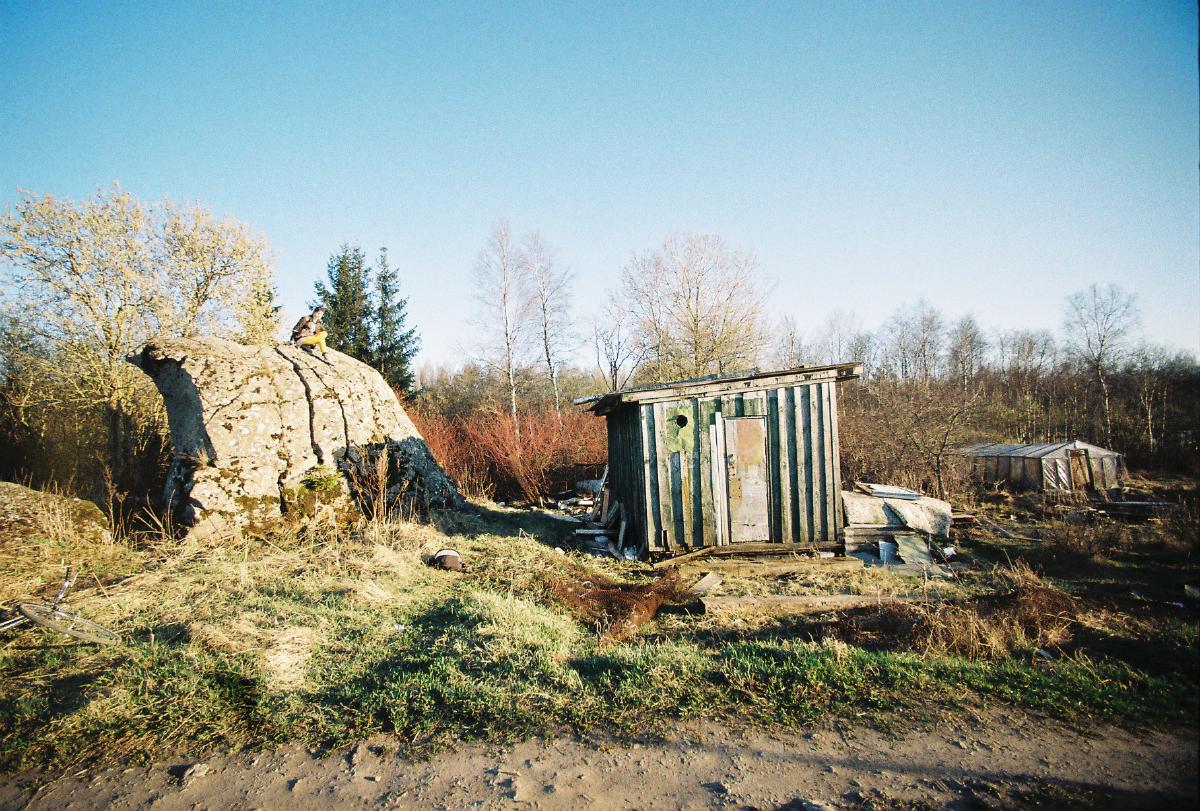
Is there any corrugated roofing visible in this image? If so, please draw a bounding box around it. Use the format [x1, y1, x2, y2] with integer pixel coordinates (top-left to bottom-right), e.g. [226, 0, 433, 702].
[959, 440, 1120, 459]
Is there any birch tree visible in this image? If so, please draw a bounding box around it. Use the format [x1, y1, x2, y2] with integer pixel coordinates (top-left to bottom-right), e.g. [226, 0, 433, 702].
[471, 220, 528, 433]
[1065, 283, 1139, 444]
[521, 231, 572, 420]
[593, 298, 644, 392]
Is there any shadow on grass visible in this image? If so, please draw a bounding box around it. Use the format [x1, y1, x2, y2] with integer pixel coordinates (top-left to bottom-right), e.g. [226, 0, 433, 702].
[432, 501, 577, 548]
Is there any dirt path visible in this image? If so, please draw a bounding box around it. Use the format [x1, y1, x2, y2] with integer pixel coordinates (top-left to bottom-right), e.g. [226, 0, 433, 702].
[2, 707, 1195, 810]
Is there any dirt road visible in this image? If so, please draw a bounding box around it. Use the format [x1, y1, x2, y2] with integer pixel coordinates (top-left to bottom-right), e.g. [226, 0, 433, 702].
[2, 707, 1195, 809]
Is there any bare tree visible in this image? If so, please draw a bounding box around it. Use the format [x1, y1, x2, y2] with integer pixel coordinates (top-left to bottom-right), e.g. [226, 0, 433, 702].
[1064, 283, 1139, 444]
[593, 298, 644, 392]
[471, 220, 528, 434]
[812, 309, 861, 365]
[996, 328, 1057, 383]
[772, 314, 811, 368]
[946, 315, 989, 389]
[521, 231, 572, 421]
[620, 232, 770, 382]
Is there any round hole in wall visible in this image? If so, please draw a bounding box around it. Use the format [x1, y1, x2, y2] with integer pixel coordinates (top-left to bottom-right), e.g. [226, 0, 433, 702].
[675, 414, 689, 428]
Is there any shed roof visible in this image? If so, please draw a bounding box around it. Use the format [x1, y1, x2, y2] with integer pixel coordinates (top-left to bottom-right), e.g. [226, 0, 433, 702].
[959, 440, 1120, 459]
[575, 363, 862, 416]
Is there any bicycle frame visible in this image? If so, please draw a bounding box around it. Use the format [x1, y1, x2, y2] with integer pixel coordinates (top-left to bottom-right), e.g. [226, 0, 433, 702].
[0, 566, 77, 632]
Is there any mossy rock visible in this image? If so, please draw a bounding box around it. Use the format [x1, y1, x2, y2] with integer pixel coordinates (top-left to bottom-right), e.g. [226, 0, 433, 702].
[0, 482, 112, 547]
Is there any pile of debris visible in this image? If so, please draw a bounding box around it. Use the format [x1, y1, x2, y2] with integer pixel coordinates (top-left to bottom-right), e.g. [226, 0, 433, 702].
[842, 482, 956, 577]
[549, 467, 634, 560]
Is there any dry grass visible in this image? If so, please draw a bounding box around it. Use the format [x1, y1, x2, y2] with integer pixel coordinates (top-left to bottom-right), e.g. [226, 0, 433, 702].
[1039, 522, 1132, 565]
[2, 484, 1196, 772]
[837, 562, 1079, 660]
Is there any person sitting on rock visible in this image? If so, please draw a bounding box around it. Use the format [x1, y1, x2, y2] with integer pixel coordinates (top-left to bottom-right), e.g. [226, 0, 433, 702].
[290, 306, 331, 360]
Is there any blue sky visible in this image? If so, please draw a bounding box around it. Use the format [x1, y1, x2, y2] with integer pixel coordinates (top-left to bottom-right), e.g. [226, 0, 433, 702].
[1, 0, 1196, 367]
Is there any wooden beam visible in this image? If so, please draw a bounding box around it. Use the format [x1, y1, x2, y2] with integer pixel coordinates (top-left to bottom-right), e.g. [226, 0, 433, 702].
[701, 593, 942, 615]
[684, 572, 724, 598]
[679, 557, 864, 577]
[652, 541, 843, 570]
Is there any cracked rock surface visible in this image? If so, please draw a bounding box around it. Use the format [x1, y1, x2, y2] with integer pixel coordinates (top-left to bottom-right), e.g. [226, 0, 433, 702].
[130, 337, 457, 539]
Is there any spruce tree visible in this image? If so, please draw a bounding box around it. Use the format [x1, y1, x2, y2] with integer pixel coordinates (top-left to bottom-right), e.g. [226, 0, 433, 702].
[370, 246, 420, 394]
[313, 244, 372, 360]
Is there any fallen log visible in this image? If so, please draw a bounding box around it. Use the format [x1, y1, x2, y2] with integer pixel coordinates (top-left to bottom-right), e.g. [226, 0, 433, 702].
[678, 558, 864, 577]
[701, 593, 942, 615]
[652, 542, 843, 570]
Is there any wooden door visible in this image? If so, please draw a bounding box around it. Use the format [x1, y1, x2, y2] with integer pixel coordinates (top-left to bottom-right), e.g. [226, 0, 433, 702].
[724, 416, 770, 542]
[1068, 450, 1092, 491]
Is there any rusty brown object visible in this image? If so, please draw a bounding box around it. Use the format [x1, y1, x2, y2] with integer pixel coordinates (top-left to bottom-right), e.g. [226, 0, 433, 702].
[550, 567, 684, 642]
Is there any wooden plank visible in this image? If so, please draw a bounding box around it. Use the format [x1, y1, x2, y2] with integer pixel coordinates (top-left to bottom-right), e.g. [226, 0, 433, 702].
[652, 402, 674, 549]
[690, 398, 704, 547]
[652, 540, 844, 570]
[820, 382, 836, 542]
[670, 450, 686, 549]
[783, 385, 800, 543]
[743, 391, 764, 417]
[679, 558, 864, 577]
[702, 593, 942, 615]
[640, 406, 659, 555]
[685, 572, 724, 598]
[652, 544, 717, 569]
[767, 388, 787, 544]
[608, 365, 861, 407]
[701, 541, 841, 557]
[712, 411, 729, 545]
[828, 380, 844, 538]
[809, 380, 825, 541]
[698, 399, 717, 548]
[799, 384, 815, 543]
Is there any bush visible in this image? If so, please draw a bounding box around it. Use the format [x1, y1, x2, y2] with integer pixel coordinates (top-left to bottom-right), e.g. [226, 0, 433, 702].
[1040, 522, 1131, 564]
[410, 405, 606, 504]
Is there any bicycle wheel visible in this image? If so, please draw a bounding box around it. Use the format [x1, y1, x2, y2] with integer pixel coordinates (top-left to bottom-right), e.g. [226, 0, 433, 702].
[18, 603, 120, 645]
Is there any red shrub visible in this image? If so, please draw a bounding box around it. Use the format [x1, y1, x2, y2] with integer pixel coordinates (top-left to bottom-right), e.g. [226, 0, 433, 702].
[408, 407, 496, 500]
[410, 404, 606, 504]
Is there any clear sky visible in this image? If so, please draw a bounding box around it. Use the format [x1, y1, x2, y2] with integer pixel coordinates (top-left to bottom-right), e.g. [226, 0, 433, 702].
[2, 0, 1197, 366]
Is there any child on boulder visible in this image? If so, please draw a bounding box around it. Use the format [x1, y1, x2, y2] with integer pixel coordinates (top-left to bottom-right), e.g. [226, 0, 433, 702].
[290, 306, 331, 362]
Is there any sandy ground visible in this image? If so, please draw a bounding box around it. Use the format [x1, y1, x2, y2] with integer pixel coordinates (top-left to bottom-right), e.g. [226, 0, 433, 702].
[1, 707, 1195, 810]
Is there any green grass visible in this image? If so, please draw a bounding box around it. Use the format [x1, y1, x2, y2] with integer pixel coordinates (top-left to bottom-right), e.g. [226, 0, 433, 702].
[1, 504, 1197, 773]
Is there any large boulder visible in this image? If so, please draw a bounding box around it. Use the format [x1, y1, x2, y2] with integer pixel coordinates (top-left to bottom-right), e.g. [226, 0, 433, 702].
[129, 337, 457, 539]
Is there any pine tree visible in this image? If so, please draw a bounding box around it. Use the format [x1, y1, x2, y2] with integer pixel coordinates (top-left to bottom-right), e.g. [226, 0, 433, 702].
[313, 244, 372, 360]
[370, 246, 420, 394]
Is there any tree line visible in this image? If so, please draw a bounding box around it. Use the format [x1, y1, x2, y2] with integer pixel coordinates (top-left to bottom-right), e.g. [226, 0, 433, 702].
[1, 186, 1194, 509]
[427, 223, 1196, 503]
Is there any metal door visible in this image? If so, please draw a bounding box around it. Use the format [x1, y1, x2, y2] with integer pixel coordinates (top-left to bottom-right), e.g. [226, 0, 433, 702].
[724, 416, 770, 542]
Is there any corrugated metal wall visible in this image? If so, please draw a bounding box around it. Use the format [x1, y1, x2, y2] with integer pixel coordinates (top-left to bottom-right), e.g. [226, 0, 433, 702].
[609, 380, 844, 554]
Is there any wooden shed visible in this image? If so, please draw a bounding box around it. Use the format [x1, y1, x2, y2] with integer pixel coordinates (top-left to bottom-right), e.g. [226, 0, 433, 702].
[577, 364, 862, 557]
